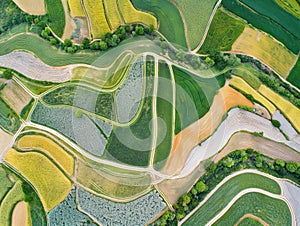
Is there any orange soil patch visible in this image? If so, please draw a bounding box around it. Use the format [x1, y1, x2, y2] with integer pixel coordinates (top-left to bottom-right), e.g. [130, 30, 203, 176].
[235, 214, 269, 226]
[214, 131, 300, 163]
[11, 201, 30, 226]
[162, 86, 253, 175]
[12, 0, 45, 15]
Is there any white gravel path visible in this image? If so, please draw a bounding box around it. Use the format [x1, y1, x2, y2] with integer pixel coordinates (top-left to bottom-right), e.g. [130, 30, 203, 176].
[177, 108, 300, 178]
[0, 52, 72, 82]
[280, 181, 300, 225]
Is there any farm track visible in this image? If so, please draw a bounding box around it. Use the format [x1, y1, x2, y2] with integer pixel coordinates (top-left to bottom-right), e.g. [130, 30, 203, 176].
[179, 169, 296, 226]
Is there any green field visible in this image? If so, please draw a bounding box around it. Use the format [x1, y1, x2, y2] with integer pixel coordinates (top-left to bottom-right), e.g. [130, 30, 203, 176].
[222, 0, 300, 54]
[214, 193, 292, 225]
[0, 97, 20, 133]
[238, 217, 264, 226]
[199, 9, 245, 53]
[173, 66, 225, 134]
[231, 64, 262, 90]
[287, 57, 300, 88]
[154, 61, 174, 170]
[0, 167, 13, 202]
[183, 172, 281, 226]
[131, 0, 188, 48]
[275, 0, 300, 18]
[104, 59, 155, 166]
[174, 0, 218, 50]
[45, 0, 66, 37]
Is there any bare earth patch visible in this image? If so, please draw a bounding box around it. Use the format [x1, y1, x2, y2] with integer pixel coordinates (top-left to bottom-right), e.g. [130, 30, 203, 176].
[61, 0, 77, 40]
[11, 201, 30, 226]
[162, 86, 253, 175]
[235, 214, 269, 226]
[0, 129, 13, 153]
[12, 0, 45, 15]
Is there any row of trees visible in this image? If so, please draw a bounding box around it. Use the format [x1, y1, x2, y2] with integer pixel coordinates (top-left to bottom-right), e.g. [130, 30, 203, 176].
[153, 148, 300, 225]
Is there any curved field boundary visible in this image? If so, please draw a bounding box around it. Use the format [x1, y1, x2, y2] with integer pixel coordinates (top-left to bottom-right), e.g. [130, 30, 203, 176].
[180, 170, 283, 226]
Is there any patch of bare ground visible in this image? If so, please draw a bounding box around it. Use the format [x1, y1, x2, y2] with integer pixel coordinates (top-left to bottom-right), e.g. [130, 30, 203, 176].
[0, 129, 13, 152]
[61, 0, 77, 40]
[162, 86, 253, 176]
[12, 0, 45, 15]
[214, 131, 300, 163]
[11, 201, 30, 226]
[235, 214, 269, 226]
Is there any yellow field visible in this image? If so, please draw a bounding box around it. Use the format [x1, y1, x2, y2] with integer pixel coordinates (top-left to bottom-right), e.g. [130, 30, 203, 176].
[103, 0, 124, 30]
[259, 85, 300, 132]
[232, 26, 297, 78]
[68, 0, 85, 17]
[17, 135, 74, 176]
[5, 149, 72, 212]
[11, 201, 31, 226]
[0, 80, 32, 115]
[12, 0, 45, 15]
[83, 0, 111, 38]
[275, 0, 300, 18]
[117, 0, 158, 28]
[230, 77, 276, 114]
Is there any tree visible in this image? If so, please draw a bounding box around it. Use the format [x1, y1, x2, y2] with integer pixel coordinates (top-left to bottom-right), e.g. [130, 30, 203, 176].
[182, 193, 191, 206]
[223, 157, 235, 168]
[64, 38, 73, 47]
[66, 46, 75, 53]
[135, 25, 144, 35]
[176, 49, 186, 61]
[271, 119, 281, 128]
[49, 38, 57, 45]
[81, 37, 90, 49]
[286, 162, 299, 173]
[275, 159, 285, 168]
[195, 181, 206, 193]
[99, 41, 108, 51]
[149, 24, 155, 33]
[2, 69, 13, 79]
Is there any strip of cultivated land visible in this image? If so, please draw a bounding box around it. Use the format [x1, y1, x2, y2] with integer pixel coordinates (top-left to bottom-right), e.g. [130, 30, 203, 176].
[12, 0, 45, 15]
[183, 172, 281, 225]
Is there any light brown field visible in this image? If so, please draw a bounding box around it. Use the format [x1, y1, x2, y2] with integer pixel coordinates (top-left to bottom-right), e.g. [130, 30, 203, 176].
[232, 26, 298, 78]
[0, 80, 31, 115]
[68, 0, 85, 17]
[11, 201, 30, 226]
[61, 0, 77, 40]
[162, 86, 254, 175]
[12, 0, 45, 15]
[230, 77, 276, 114]
[17, 134, 75, 176]
[0, 129, 13, 153]
[235, 214, 269, 226]
[258, 85, 300, 133]
[214, 131, 300, 163]
[5, 149, 72, 212]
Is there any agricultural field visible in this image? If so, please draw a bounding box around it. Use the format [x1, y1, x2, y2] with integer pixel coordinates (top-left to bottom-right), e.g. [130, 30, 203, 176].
[275, 0, 300, 18]
[0, 129, 13, 153]
[132, 0, 187, 48]
[0, 167, 14, 202]
[68, 0, 85, 17]
[199, 9, 245, 53]
[0, 97, 20, 133]
[82, 0, 110, 39]
[287, 57, 300, 88]
[12, 0, 45, 15]
[173, 0, 218, 50]
[222, 0, 300, 54]
[44, 0, 66, 37]
[115, 57, 144, 123]
[11, 201, 31, 226]
[231, 64, 262, 89]
[5, 149, 72, 212]
[214, 193, 292, 225]
[232, 26, 298, 78]
[183, 172, 281, 225]
[76, 160, 152, 199]
[17, 134, 75, 175]
[103, 0, 123, 30]
[0, 79, 32, 114]
[154, 61, 174, 170]
[258, 85, 300, 133]
[31, 103, 108, 157]
[77, 188, 166, 225]
[230, 77, 276, 114]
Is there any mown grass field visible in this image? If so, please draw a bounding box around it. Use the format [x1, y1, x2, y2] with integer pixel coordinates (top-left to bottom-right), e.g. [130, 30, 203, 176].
[0, 97, 20, 133]
[45, 0, 65, 37]
[287, 57, 300, 89]
[199, 9, 245, 53]
[222, 0, 300, 54]
[173, 66, 225, 134]
[232, 26, 298, 78]
[154, 62, 174, 170]
[103, 0, 123, 30]
[17, 134, 75, 176]
[82, 0, 111, 39]
[238, 217, 264, 226]
[5, 149, 72, 212]
[183, 172, 281, 226]
[118, 0, 157, 28]
[173, 0, 218, 50]
[230, 77, 276, 114]
[231, 64, 262, 90]
[214, 193, 292, 225]
[132, 0, 187, 48]
[68, 0, 85, 17]
[258, 85, 300, 133]
[275, 0, 300, 18]
[76, 160, 151, 199]
[0, 181, 24, 226]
